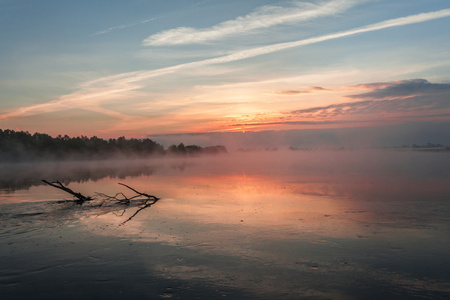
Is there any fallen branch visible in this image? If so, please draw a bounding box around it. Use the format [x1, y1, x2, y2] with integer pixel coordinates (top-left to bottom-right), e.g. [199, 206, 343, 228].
[42, 180, 92, 203]
[42, 179, 161, 224]
[118, 183, 159, 201]
[94, 192, 131, 204]
[113, 183, 160, 225]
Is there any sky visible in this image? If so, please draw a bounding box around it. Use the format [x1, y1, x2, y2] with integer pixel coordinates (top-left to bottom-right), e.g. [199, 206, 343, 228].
[1, 0, 449, 148]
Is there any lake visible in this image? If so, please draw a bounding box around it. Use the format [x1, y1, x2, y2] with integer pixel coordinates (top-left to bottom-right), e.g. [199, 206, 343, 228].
[1, 150, 449, 299]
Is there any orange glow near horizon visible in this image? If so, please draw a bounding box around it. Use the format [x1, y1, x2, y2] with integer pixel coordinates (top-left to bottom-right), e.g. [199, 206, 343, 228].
[2, 77, 449, 140]
[69, 152, 450, 246]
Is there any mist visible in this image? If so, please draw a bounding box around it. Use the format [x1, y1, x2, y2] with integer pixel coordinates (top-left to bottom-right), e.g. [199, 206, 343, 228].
[151, 121, 450, 150]
[2, 148, 448, 201]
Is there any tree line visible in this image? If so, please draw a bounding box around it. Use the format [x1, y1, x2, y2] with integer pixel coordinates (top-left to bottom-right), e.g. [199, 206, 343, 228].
[0, 129, 227, 161]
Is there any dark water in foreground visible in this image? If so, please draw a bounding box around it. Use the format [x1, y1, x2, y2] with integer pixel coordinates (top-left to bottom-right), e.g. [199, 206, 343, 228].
[1, 151, 449, 299]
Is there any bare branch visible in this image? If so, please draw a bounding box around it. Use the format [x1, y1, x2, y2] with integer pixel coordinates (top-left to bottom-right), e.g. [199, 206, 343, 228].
[42, 180, 92, 203]
[118, 183, 159, 200]
[42, 179, 161, 225]
[95, 192, 130, 204]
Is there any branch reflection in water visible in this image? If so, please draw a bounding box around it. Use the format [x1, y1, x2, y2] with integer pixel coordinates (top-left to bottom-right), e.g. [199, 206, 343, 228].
[1, 150, 449, 299]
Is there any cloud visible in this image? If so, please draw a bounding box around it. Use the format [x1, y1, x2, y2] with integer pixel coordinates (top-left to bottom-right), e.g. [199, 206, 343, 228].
[231, 120, 367, 127]
[274, 86, 331, 95]
[227, 79, 450, 129]
[348, 79, 450, 100]
[275, 90, 311, 95]
[143, 0, 358, 46]
[2, 8, 450, 122]
[289, 100, 378, 118]
[310, 86, 330, 91]
[92, 17, 157, 36]
[288, 79, 450, 118]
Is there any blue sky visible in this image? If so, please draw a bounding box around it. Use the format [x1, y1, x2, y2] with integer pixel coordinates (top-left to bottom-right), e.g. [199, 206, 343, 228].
[0, 0, 449, 146]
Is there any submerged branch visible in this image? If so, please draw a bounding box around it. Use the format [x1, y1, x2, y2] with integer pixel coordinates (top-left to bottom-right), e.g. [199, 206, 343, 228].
[118, 183, 159, 201]
[94, 192, 130, 204]
[117, 183, 160, 225]
[42, 179, 161, 224]
[42, 180, 92, 203]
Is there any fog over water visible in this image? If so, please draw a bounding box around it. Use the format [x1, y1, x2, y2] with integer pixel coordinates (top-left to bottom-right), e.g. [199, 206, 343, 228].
[1, 150, 450, 299]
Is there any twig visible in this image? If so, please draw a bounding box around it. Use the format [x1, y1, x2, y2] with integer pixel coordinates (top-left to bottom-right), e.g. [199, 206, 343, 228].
[95, 192, 130, 204]
[42, 180, 92, 203]
[118, 183, 159, 201]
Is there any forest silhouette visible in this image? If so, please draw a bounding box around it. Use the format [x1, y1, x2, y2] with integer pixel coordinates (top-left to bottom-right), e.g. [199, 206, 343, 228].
[0, 129, 227, 162]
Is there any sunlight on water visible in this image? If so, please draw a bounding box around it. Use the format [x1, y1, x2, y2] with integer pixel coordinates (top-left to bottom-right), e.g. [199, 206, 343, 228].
[1, 151, 450, 299]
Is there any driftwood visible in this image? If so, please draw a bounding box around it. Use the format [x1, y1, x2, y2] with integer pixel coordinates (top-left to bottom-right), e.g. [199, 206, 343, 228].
[42, 179, 160, 224]
[118, 183, 159, 201]
[42, 180, 92, 203]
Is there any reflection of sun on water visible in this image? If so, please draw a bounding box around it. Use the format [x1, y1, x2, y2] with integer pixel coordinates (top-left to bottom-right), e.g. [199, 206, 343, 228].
[4, 151, 449, 298]
[81, 171, 373, 245]
[78, 171, 389, 298]
[68, 150, 450, 295]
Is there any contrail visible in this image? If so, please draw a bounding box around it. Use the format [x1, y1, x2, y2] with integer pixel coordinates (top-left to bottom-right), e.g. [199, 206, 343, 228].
[91, 17, 157, 36]
[103, 8, 450, 85]
[143, 0, 359, 46]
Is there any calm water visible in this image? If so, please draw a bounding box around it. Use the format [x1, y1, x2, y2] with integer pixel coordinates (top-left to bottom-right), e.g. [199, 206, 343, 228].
[1, 151, 449, 299]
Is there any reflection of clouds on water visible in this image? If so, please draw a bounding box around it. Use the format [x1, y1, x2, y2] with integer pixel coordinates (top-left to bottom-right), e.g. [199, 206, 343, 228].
[75, 166, 450, 297]
[82, 204, 450, 298]
[63, 151, 450, 253]
[2, 151, 450, 298]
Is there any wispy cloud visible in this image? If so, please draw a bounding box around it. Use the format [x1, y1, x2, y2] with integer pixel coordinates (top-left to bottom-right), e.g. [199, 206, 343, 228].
[275, 90, 311, 95]
[274, 86, 331, 95]
[2, 8, 450, 122]
[231, 119, 367, 127]
[288, 79, 450, 118]
[192, 0, 214, 7]
[143, 0, 358, 46]
[230, 80, 450, 129]
[347, 79, 449, 100]
[92, 17, 157, 36]
[118, 7, 450, 86]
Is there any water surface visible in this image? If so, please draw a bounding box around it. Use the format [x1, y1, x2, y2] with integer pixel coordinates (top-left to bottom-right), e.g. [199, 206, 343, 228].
[1, 151, 449, 299]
